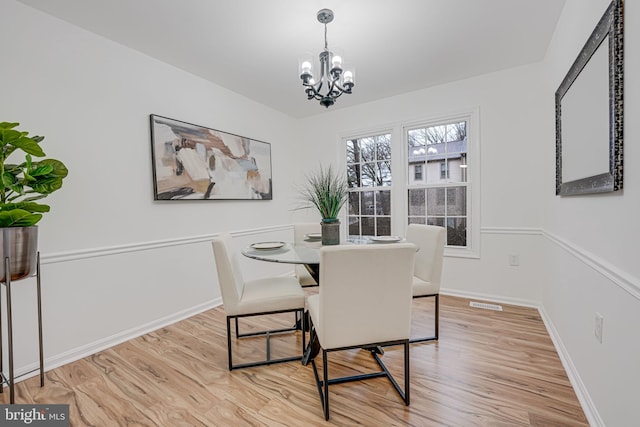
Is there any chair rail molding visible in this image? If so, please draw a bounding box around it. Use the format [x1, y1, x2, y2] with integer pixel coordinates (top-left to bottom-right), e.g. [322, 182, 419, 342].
[480, 226, 544, 235]
[41, 225, 292, 265]
[543, 229, 640, 301]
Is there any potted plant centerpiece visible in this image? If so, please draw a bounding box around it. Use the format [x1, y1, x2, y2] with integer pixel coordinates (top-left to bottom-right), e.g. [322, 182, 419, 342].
[300, 165, 347, 245]
[0, 122, 68, 282]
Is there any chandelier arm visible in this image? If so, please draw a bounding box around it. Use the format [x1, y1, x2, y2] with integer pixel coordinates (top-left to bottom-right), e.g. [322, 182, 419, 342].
[302, 84, 325, 101]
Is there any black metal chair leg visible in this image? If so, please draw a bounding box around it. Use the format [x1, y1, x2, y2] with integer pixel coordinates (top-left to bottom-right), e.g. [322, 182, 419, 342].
[404, 340, 410, 405]
[323, 350, 329, 421]
[410, 293, 440, 343]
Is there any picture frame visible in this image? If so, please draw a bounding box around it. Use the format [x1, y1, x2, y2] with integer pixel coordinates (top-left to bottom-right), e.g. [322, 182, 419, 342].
[555, 0, 623, 196]
[149, 115, 272, 200]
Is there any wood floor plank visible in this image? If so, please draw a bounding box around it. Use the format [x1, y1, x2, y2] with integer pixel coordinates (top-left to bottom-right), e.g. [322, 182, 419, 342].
[1, 295, 589, 426]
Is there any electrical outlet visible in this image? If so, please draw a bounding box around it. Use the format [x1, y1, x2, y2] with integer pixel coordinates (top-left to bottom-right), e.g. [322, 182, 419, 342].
[595, 313, 604, 343]
[509, 254, 520, 266]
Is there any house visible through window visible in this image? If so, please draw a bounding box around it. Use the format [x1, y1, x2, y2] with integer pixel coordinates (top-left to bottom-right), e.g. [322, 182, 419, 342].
[407, 120, 469, 247]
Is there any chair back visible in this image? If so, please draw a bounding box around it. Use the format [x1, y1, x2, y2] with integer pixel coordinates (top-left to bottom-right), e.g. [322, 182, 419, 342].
[317, 243, 415, 349]
[293, 222, 321, 244]
[406, 224, 445, 288]
[211, 233, 245, 314]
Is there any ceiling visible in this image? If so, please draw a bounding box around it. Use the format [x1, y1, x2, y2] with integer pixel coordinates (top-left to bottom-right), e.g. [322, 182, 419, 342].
[18, 0, 566, 119]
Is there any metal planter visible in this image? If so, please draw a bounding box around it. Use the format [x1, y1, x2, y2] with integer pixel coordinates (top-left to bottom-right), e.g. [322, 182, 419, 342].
[0, 226, 38, 282]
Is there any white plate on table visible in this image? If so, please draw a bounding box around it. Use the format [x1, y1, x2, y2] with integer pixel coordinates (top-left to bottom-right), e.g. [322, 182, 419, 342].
[370, 236, 403, 243]
[250, 241, 286, 250]
[304, 233, 322, 241]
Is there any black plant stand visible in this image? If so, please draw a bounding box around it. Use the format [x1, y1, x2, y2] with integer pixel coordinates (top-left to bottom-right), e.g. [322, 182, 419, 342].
[0, 252, 44, 404]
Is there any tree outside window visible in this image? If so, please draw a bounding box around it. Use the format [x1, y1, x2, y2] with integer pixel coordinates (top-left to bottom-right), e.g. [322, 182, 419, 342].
[347, 133, 392, 238]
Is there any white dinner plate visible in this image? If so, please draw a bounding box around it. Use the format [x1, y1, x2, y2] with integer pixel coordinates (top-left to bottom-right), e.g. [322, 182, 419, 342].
[304, 233, 322, 241]
[370, 236, 402, 243]
[250, 241, 286, 250]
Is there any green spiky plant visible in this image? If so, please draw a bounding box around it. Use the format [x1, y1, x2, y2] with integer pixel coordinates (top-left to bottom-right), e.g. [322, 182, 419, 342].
[300, 165, 347, 222]
[0, 122, 68, 227]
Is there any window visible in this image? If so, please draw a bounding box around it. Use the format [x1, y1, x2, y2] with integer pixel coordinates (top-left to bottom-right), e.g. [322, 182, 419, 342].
[341, 109, 478, 257]
[346, 133, 392, 238]
[407, 120, 469, 248]
[440, 162, 449, 179]
[414, 164, 423, 181]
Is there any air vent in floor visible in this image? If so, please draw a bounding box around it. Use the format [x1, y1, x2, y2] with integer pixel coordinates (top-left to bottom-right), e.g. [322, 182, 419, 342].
[469, 301, 503, 311]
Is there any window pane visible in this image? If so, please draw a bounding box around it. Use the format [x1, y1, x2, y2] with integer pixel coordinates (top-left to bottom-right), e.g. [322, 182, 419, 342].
[362, 191, 375, 215]
[348, 192, 360, 215]
[361, 217, 375, 236]
[346, 139, 359, 163]
[379, 161, 392, 186]
[376, 190, 391, 215]
[376, 134, 391, 160]
[360, 162, 376, 187]
[447, 217, 467, 246]
[347, 164, 360, 188]
[447, 187, 467, 215]
[427, 217, 445, 228]
[426, 149, 444, 184]
[427, 125, 447, 144]
[446, 121, 466, 142]
[348, 216, 360, 236]
[427, 188, 446, 215]
[408, 128, 426, 147]
[408, 217, 426, 225]
[360, 137, 376, 162]
[445, 122, 466, 142]
[376, 217, 391, 236]
[408, 189, 425, 216]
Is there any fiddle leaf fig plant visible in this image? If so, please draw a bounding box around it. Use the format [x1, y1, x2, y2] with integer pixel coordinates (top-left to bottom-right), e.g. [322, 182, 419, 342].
[0, 122, 68, 227]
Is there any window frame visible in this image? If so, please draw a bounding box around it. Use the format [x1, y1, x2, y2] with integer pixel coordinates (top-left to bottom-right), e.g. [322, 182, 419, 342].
[339, 108, 479, 258]
[344, 131, 394, 239]
[403, 109, 480, 258]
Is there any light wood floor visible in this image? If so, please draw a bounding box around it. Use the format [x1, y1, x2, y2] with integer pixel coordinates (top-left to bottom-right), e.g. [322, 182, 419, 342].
[1, 294, 589, 426]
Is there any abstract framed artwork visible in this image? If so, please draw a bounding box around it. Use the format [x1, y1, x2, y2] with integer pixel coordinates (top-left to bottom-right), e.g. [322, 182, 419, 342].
[149, 115, 272, 200]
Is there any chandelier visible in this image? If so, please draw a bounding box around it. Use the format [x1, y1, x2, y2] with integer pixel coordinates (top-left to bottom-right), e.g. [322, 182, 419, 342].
[299, 9, 354, 108]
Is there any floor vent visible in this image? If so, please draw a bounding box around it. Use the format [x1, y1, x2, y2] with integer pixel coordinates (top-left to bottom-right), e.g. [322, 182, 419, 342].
[469, 301, 503, 311]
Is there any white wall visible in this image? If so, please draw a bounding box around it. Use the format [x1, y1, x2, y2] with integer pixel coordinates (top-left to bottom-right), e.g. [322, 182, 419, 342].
[540, 0, 640, 425]
[0, 1, 302, 372]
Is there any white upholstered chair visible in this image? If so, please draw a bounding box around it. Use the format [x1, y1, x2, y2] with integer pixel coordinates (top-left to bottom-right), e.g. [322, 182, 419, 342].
[305, 243, 416, 420]
[405, 224, 446, 343]
[211, 233, 306, 370]
[293, 222, 321, 287]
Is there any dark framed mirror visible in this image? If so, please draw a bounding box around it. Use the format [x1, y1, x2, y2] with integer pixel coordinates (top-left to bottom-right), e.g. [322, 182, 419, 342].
[555, 0, 623, 196]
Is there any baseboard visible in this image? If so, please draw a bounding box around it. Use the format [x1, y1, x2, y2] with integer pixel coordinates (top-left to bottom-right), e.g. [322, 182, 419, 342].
[537, 305, 604, 427]
[9, 297, 223, 384]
